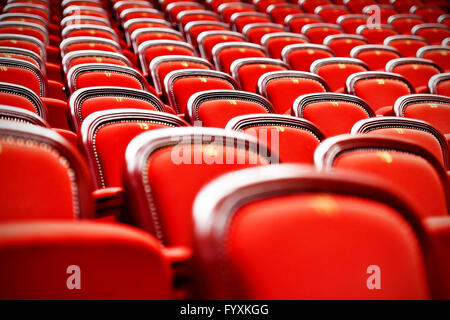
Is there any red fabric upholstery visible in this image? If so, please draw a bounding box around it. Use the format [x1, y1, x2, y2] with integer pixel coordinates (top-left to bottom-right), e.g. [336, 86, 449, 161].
[345, 0, 376, 13]
[412, 6, 445, 23]
[75, 71, 144, 91]
[236, 63, 287, 92]
[245, 24, 284, 44]
[403, 102, 450, 134]
[67, 56, 128, 70]
[65, 42, 120, 54]
[420, 48, 450, 72]
[232, 14, 271, 32]
[414, 26, 450, 45]
[143, 44, 195, 69]
[264, 35, 308, 59]
[316, 5, 349, 23]
[390, 62, 441, 93]
[358, 27, 398, 44]
[387, 37, 428, 57]
[303, 24, 342, 43]
[0, 64, 41, 96]
[268, 4, 303, 24]
[284, 46, 334, 71]
[316, 62, 367, 93]
[435, 79, 450, 97]
[0, 92, 39, 114]
[201, 34, 245, 59]
[327, 37, 368, 57]
[389, 16, 425, 35]
[286, 14, 322, 32]
[216, 46, 266, 74]
[0, 39, 42, 58]
[301, 0, 331, 13]
[0, 25, 46, 44]
[338, 15, 367, 34]
[353, 48, 401, 71]
[156, 61, 211, 94]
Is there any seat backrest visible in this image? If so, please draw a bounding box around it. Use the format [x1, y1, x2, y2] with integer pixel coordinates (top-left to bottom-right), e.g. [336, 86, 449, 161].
[60, 36, 122, 56]
[384, 35, 429, 57]
[242, 23, 285, 45]
[323, 34, 368, 57]
[226, 114, 324, 163]
[260, 32, 308, 59]
[387, 14, 425, 35]
[218, 3, 256, 23]
[350, 44, 402, 71]
[81, 109, 189, 188]
[417, 46, 450, 72]
[315, 134, 449, 219]
[293, 92, 374, 137]
[192, 164, 430, 299]
[61, 50, 132, 73]
[183, 21, 229, 46]
[131, 28, 184, 52]
[61, 24, 119, 43]
[315, 4, 350, 23]
[123, 127, 276, 248]
[230, 12, 271, 32]
[357, 24, 399, 44]
[282, 43, 335, 71]
[213, 42, 267, 74]
[285, 13, 323, 33]
[395, 94, 450, 135]
[164, 69, 239, 115]
[412, 24, 450, 45]
[0, 105, 48, 127]
[411, 5, 445, 23]
[0, 21, 48, 45]
[166, 2, 205, 23]
[0, 82, 46, 119]
[344, 0, 376, 13]
[258, 70, 329, 114]
[0, 221, 172, 299]
[428, 73, 450, 97]
[337, 14, 367, 34]
[197, 30, 246, 60]
[0, 121, 94, 221]
[300, 0, 332, 14]
[0, 57, 46, 97]
[188, 89, 274, 127]
[120, 8, 164, 22]
[267, 3, 303, 24]
[69, 86, 166, 131]
[302, 23, 343, 43]
[346, 71, 415, 113]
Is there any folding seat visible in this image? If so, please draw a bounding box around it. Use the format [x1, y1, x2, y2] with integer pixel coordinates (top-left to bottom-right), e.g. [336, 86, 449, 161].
[362, 4, 398, 24]
[344, 0, 377, 13]
[0, 34, 46, 62]
[69, 87, 167, 131]
[0, 12, 48, 28]
[177, 10, 220, 30]
[384, 35, 429, 57]
[310, 57, 369, 93]
[439, 14, 450, 28]
[285, 13, 323, 33]
[150, 55, 213, 96]
[302, 23, 343, 44]
[292, 92, 373, 136]
[166, 2, 205, 24]
[242, 23, 285, 44]
[192, 164, 431, 299]
[218, 3, 257, 23]
[261, 32, 308, 59]
[0, 82, 46, 119]
[0, 221, 172, 299]
[184, 21, 229, 46]
[198, 30, 246, 60]
[267, 4, 303, 24]
[123, 127, 275, 248]
[356, 24, 399, 44]
[0, 105, 48, 128]
[61, 24, 119, 43]
[188, 90, 274, 127]
[113, 0, 154, 17]
[254, 0, 286, 13]
[336, 14, 366, 34]
[417, 46, 450, 72]
[324, 34, 368, 57]
[230, 12, 271, 33]
[230, 58, 288, 93]
[0, 21, 48, 46]
[385, 58, 442, 93]
[62, 0, 103, 9]
[346, 71, 414, 114]
[164, 69, 240, 115]
[0, 121, 94, 221]
[282, 43, 335, 71]
[60, 37, 122, 56]
[66, 63, 153, 95]
[0, 46, 45, 73]
[315, 5, 350, 23]
[123, 18, 171, 42]
[387, 14, 426, 35]
[410, 5, 445, 23]
[120, 8, 164, 22]
[351, 117, 450, 169]
[206, 0, 237, 12]
[395, 94, 450, 134]
[63, 5, 108, 19]
[226, 114, 324, 163]
[138, 40, 195, 77]
[315, 134, 449, 219]
[391, 0, 423, 13]
[212, 42, 267, 74]
[61, 50, 132, 73]
[3, 3, 50, 21]
[61, 15, 111, 28]
[130, 28, 184, 53]
[258, 70, 329, 114]
[412, 24, 450, 45]
[350, 44, 402, 71]
[429, 73, 450, 97]
[300, 0, 332, 14]
[80, 109, 188, 189]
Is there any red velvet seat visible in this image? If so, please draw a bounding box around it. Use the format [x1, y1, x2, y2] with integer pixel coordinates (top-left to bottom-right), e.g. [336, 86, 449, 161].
[0, 46, 45, 73]
[123, 127, 274, 248]
[123, 18, 171, 42]
[384, 35, 429, 57]
[212, 42, 267, 74]
[226, 114, 324, 163]
[315, 5, 350, 23]
[258, 70, 329, 114]
[0, 105, 48, 127]
[395, 94, 450, 134]
[388, 14, 425, 35]
[0, 82, 46, 119]
[183, 21, 229, 47]
[282, 43, 335, 71]
[410, 5, 445, 23]
[120, 8, 164, 22]
[207, 0, 237, 12]
[337, 14, 367, 34]
[60, 36, 122, 56]
[344, 0, 376, 13]
[385, 58, 442, 93]
[261, 32, 308, 59]
[114, 0, 154, 16]
[177, 10, 220, 29]
[285, 13, 323, 33]
[300, 0, 332, 14]
[0, 21, 48, 45]
[428, 74, 450, 97]
[347, 71, 415, 114]
[166, 2, 205, 23]
[192, 164, 430, 299]
[4, 3, 50, 21]
[197, 30, 246, 60]
[293, 92, 374, 137]
[80, 109, 188, 189]
[267, 3, 303, 24]
[417, 46, 450, 72]
[61, 15, 110, 28]
[316, 134, 449, 218]
[311, 57, 369, 93]
[254, 0, 286, 13]
[218, 3, 256, 23]
[130, 28, 184, 53]
[412, 24, 450, 45]
[302, 23, 343, 43]
[230, 57, 288, 93]
[391, 0, 423, 13]
[352, 116, 450, 169]
[69, 87, 166, 131]
[61, 24, 118, 43]
[323, 34, 368, 57]
[230, 12, 271, 33]
[0, 12, 49, 28]
[61, 50, 132, 73]
[164, 69, 239, 115]
[0, 34, 46, 61]
[357, 24, 399, 44]
[150, 55, 213, 96]
[0, 221, 172, 299]
[350, 44, 402, 71]
[63, 5, 108, 19]
[0, 121, 94, 221]
[188, 89, 274, 127]
[242, 22, 285, 44]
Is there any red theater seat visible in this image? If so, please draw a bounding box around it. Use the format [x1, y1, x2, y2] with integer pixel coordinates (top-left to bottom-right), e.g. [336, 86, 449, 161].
[302, 23, 343, 43]
[60, 36, 122, 56]
[226, 114, 324, 163]
[344, 0, 376, 13]
[197, 30, 246, 60]
[254, 0, 285, 13]
[337, 14, 367, 34]
[61, 24, 119, 42]
[166, 2, 205, 23]
[363, 5, 398, 24]
[388, 14, 425, 35]
[177, 10, 220, 29]
[410, 5, 445, 23]
[0, 221, 172, 299]
[412, 24, 450, 45]
[242, 22, 285, 44]
[130, 28, 184, 53]
[316, 135, 449, 219]
[261, 32, 308, 59]
[350, 44, 402, 71]
[183, 21, 229, 47]
[218, 3, 256, 23]
[293, 92, 374, 137]
[300, 0, 332, 14]
[123, 127, 274, 248]
[192, 164, 430, 299]
[282, 43, 335, 71]
[417, 46, 450, 72]
[0, 82, 46, 119]
[120, 8, 164, 22]
[356, 25, 399, 44]
[267, 4, 303, 24]
[61, 15, 111, 28]
[315, 5, 349, 23]
[428, 73, 450, 97]
[391, 0, 423, 14]
[285, 13, 323, 33]
[212, 42, 267, 74]
[0, 105, 48, 128]
[258, 70, 329, 114]
[395, 94, 450, 134]
[384, 35, 429, 57]
[0, 34, 46, 62]
[61, 50, 132, 73]
[323, 34, 368, 57]
[230, 12, 271, 32]
[0, 21, 48, 45]
[0, 121, 94, 221]
[346, 71, 414, 114]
